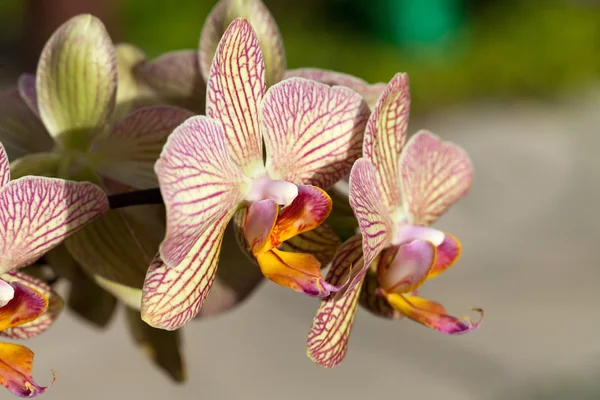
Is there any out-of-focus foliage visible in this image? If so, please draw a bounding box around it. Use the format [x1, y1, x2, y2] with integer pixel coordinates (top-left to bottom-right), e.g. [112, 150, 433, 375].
[117, 0, 600, 113]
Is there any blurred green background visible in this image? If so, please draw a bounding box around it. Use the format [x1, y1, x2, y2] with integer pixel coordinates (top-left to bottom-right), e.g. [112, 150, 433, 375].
[1, 0, 600, 114]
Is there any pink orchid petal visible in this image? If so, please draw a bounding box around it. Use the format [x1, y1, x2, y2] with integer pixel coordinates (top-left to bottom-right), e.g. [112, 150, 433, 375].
[0, 271, 63, 339]
[142, 209, 233, 330]
[307, 234, 364, 367]
[206, 18, 265, 171]
[386, 293, 483, 334]
[0, 143, 9, 188]
[17, 74, 38, 116]
[363, 73, 410, 212]
[400, 131, 474, 226]
[377, 240, 436, 294]
[0, 280, 47, 331]
[284, 68, 386, 110]
[136, 50, 206, 112]
[91, 105, 193, 189]
[36, 14, 117, 143]
[0, 342, 55, 397]
[244, 199, 278, 254]
[156, 116, 245, 268]
[0, 88, 53, 160]
[200, 0, 285, 87]
[347, 158, 393, 291]
[278, 223, 341, 266]
[0, 177, 108, 274]
[429, 233, 462, 278]
[262, 78, 369, 190]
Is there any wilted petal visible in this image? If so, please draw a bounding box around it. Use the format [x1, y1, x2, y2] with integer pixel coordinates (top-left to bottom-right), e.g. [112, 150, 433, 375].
[244, 200, 277, 254]
[142, 210, 232, 330]
[307, 234, 364, 367]
[268, 185, 332, 248]
[386, 293, 483, 334]
[377, 240, 436, 294]
[156, 116, 246, 267]
[0, 271, 62, 339]
[0, 342, 54, 397]
[256, 248, 340, 297]
[0, 177, 109, 274]
[36, 14, 117, 144]
[279, 224, 341, 266]
[0, 88, 53, 160]
[400, 131, 474, 226]
[429, 233, 461, 278]
[91, 106, 193, 189]
[200, 0, 285, 87]
[347, 158, 393, 291]
[284, 68, 386, 110]
[363, 73, 410, 212]
[17, 74, 38, 116]
[206, 18, 265, 172]
[9, 153, 59, 180]
[0, 280, 46, 331]
[136, 50, 206, 112]
[263, 78, 369, 189]
[125, 307, 185, 382]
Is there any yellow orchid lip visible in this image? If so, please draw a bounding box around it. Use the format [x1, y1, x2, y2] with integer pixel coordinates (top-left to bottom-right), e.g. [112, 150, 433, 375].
[244, 184, 342, 296]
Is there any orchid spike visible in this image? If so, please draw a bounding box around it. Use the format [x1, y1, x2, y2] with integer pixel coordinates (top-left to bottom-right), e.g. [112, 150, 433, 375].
[141, 18, 369, 330]
[308, 73, 481, 368]
[0, 142, 106, 396]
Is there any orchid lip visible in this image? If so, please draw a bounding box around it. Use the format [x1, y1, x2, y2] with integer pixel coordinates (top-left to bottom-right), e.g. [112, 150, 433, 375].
[244, 175, 298, 207]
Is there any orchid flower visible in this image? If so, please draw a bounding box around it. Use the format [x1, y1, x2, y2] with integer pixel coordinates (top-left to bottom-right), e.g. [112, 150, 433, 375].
[0, 142, 108, 396]
[141, 17, 370, 330]
[307, 73, 482, 367]
[0, 14, 193, 297]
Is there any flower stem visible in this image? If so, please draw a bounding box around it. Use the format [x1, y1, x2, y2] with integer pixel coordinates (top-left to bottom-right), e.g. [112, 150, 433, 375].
[108, 188, 163, 209]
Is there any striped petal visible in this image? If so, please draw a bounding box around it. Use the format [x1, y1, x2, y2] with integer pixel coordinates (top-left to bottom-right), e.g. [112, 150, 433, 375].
[90, 106, 193, 189]
[429, 233, 461, 278]
[284, 68, 386, 110]
[363, 73, 410, 212]
[377, 240, 436, 294]
[0, 271, 63, 339]
[279, 224, 341, 266]
[0, 343, 54, 397]
[0, 279, 47, 331]
[156, 116, 246, 268]
[206, 18, 265, 172]
[385, 294, 483, 334]
[200, 0, 285, 87]
[142, 210, 233, 330]
[17, 74, 38, 116]
[347, 158, 393, 291]
[0, 177, 109, 274]
[136, 50, 206, 113]
[0, 143, 9, 187]
[307, 234, 364, 367]
[0, 88, 53, 160]
[262, 78, 369, 189]
[36, 14, 117, 145]
[400, 131, 474, 226]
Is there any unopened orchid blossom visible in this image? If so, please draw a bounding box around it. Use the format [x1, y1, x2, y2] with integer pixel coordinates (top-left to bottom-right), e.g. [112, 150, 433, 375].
[0, 14, 192, 296]
[0, 143, 108, 396]
[141, 18, 370, 331]
[307, 73, 482, 367]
